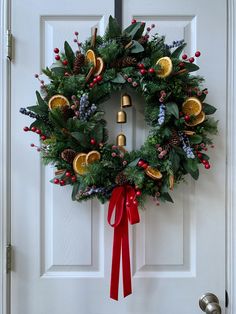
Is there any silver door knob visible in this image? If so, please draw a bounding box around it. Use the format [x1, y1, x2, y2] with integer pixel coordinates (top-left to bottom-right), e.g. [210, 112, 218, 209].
[199, 293, 221, 314]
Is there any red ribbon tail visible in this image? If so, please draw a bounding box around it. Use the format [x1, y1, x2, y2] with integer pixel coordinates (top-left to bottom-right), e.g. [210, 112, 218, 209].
[110, 227, 122, 301]
[122, 214, 132, 298]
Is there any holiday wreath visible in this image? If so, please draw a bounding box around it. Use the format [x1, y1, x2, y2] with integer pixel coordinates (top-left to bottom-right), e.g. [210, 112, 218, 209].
[20, 16, 218, 300]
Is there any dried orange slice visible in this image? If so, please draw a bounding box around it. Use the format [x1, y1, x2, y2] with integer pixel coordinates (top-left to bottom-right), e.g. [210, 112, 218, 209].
[86, 151, 101, 165]
[48, 95, 70, 110]
[94, 57, 104, 76]
[73, 153, 87, 175]
[85, 49, 97, 68]
[182, 97, 202, 116]
[145, 166, 162, 180]
[156, 57, 173, 78]
[185, 111, 206, 127]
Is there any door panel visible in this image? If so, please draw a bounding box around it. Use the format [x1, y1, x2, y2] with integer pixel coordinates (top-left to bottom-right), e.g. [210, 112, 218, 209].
[11, 0, 226, 313]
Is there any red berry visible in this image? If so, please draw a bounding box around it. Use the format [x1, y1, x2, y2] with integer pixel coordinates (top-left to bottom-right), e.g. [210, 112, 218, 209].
[55, 55, 60, 61]
[89, 82, 94, 88]
[90, 138, 96, 145]
[131, 19, 137, 24]
[36, 129, 42, 135]
[195, 51, 201, 57]
[138, 160, 144, 167]
[126, 201, 130, 206]
[71, 176, 77, 182]
[182, 54, 188, 60]
[147, 27, 151, 32]
[41, 135, 47, 141]
[54, 48, 59, 53]
[197, 153, 203, 159]
[189, 57, 195, 63]
[184, 115, 190, 122]
[60, 179, 65, 186]
[136, 190, 141, 196]
[65, 171, 71, 177]
[179, 111, 183, 116]
[138, 63, 145, 69]
[34, 74, 39, 78]
[74, 31, 79, 36]
[140, 69, 147, 75]
[96, 75, 103, 82]
[93, 77, 98, 83]
[148, 68, 155, 74]
[54, 178, 60, 184]
[23, 126, 29, 132]
[31, 126, 36, 132]
[141, 163, 148, 169]
[179, 62, 185, 68]
[30, 143, 35, 147]
[202, 159, 208, 165]
[62, 60, 68, 66]
[205, 164, 211, 169]
[64, 72, 70, 76]
[133, 199, 138, 205]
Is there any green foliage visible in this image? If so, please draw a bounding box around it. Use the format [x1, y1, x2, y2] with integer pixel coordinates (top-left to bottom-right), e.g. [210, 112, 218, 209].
[20, 16, 219, 206]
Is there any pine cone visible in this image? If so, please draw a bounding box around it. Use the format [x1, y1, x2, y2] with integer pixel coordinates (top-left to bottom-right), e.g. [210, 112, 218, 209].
[115, 172, 128, 185]
[73, 52, 85, 74]
[61, 149, 76, 164]
[111, 56, 137, 68]
[169, 130, 180, 146]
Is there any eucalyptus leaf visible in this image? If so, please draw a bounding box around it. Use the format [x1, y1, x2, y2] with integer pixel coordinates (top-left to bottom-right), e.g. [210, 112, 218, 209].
[203, 103, 217, 115]
[184, 62, 199, 72]
[106, 15, 121, 39]
[128, 158, 140, 167]
[130, 40, 144, 53]
[171, 43, 187, 59]
[123, 22, 143, 39]
[72, 182, 80, 201]
[189, 134, 203, 144]
[160, 192, 174, 203]
[169, 150, 180, 172]
[64, 41, 75, 69]
[166, 102, 179, 119]
[111, 73, 126, 84]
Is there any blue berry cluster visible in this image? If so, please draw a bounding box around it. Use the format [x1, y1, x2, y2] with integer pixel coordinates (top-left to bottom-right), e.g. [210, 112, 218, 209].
[179, 132, 195, 159]
[79, 94, 97, 121]
[166, 39, 184, 49]
[78, 185, 115, 198]
[158, 104, 166, 125]
[20, 107, 38, 119]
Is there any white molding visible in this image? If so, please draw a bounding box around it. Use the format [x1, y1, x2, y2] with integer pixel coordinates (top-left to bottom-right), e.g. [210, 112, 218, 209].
[227, 1, 236, 313]
[0, 0, 11, 314]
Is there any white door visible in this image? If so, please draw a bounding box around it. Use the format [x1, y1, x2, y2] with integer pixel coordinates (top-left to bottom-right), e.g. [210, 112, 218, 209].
[11, 0, 226, 313]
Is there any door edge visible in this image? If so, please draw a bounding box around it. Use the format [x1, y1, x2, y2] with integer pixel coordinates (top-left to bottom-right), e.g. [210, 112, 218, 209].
[226, 0, 236, 313]
[0, 0, 12, 314]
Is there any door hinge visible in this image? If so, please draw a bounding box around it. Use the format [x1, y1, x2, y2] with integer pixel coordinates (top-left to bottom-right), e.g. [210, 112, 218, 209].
[6, 29, 13, 61]
[6, 244, 12, 273]
[225, 290, 229, 308]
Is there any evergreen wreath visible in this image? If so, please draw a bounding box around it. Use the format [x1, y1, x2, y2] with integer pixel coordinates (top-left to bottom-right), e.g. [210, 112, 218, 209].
[20, 16, 218, 206]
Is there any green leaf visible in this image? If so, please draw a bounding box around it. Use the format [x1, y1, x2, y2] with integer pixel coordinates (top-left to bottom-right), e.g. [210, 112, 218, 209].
[183, 62, 199, 72]
[183, 159, 199, 180]
[72, 182, 80, 201]
[198, 93, 207, 102]
[51, 67, 65, 77]
[160, 192, 174, 203]
[123, 22, 143, 39]
[130, 40, 144, 53]
[106, 15, 121, 39]
[189, 134, 203, 144]
[64, 41, 75, 69]
[169, 150, 180, 172]
[166, 102, 179, 119]
[171, 43, 187, 59]
[92, 124, 104, 143]
[36, 91, 48, 109]
[111, 73, 126, 83]
[202, 103, 217, 115]
[128, 158, 140, 167]
[71, 132, 88, 147]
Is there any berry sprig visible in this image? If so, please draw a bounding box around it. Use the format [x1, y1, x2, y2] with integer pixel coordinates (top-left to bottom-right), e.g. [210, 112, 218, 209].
[23, 126, 47, 141]
[73, 31, 82, 50]
[89, 75, 103, 88]
[34, 73, 46, 90]
[182, 51, 201, 63]
[53, 171, 77, 186]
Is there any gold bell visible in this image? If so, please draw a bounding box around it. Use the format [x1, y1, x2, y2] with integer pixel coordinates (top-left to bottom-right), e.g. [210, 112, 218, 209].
[121, 93, 132, 108]
[116, 133, 126, 146]
[117, 110, 127, 123]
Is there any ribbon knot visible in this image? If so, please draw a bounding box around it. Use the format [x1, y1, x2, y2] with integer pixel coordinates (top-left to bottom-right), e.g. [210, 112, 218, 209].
[107, 185, 140, 301]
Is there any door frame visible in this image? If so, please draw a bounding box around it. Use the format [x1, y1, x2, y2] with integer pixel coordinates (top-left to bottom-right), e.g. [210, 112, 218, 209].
[0, 0, 235, 313]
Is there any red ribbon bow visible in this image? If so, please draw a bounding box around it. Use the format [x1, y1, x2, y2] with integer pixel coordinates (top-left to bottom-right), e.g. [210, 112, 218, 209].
[107, 185, 140, 301]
